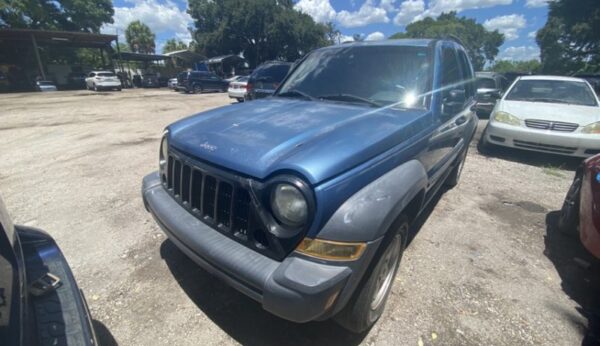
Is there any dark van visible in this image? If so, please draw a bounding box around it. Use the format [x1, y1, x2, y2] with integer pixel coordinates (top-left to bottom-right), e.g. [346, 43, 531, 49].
[245, 61, 292, 100]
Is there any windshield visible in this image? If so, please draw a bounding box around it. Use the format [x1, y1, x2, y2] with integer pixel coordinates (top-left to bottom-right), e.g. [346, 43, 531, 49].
[505, 79, 598, 106]
[476, 78, 496, 89]
[98, 72, 115, 77]
[278, 45, 432, 109]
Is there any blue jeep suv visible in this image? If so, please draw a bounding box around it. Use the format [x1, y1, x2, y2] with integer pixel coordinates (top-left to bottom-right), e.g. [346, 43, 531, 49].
[142, 39, 477, 332]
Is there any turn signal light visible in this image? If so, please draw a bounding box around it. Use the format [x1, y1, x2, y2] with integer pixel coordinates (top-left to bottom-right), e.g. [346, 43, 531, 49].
[296, 238, 366, 261]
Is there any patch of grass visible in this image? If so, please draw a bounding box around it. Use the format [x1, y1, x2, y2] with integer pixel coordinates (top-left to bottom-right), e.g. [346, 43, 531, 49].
[542, 164, 565, 178]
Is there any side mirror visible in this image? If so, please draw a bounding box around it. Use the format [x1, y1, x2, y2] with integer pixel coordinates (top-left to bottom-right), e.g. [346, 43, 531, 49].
[442, 89, 466, 117]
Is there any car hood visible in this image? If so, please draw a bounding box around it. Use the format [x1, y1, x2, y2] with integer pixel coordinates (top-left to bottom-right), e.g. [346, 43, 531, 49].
[499, 100, 600, 125]
[168, 98, 426, 184]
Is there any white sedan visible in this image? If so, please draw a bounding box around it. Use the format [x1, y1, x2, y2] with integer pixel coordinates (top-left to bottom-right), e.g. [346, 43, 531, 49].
[481, 75, 600, 158]
[85, 71, 121, 91]
[227, 76, 249, 102]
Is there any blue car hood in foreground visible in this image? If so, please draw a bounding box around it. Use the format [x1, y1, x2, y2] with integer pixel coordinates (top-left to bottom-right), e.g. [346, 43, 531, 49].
[168, 98, 426, 184]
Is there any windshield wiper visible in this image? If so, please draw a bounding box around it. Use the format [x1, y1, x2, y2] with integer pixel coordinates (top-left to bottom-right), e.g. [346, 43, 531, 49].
[277, 89, 316, 101]
[318, 93, 382, 108]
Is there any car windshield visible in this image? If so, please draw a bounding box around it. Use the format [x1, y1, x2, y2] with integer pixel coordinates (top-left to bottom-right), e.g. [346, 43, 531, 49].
[505, 79, 598, 106]
[477, 78, 496, 89]
[277, 45, 432, 109]
[98, 72, 115, 77]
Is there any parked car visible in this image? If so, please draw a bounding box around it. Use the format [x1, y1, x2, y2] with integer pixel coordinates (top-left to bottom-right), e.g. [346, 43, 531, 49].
[245, 61, 292, 100]
[85, 71, 121, 91]
[474, 72, 507, 116]
[176, 71, 228, 93]
[227, 76, 249, 102]
[480, 75, 600, 158]
[558, 153, 600, 259]
[35, 80, 57, 92]
[224, 75, 246, 83]
[67, 72, 87, 89]
[142, 39, 478, 332]
[168, 77, 178, 90]
[0, 194, 97, 345]
[141, 74, 159, 88]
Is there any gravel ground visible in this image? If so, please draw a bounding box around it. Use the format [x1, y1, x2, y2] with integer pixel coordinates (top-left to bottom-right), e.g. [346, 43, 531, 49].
[1, 89, 598, 346]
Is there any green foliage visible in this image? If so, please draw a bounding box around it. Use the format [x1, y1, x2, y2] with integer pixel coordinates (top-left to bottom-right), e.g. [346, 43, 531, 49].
[163, 39, 188, 53]
[487, 59, 541, 73]
[537, 0, 600, 74]
[125, 20, 156, 54]
[0, 0, 113, 32]
[188, 0, 329, 67]
[389, 12, 504, 71]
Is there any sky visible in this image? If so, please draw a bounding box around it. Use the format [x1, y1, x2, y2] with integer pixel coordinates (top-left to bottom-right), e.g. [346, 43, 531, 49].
[101, 0, 551, 61]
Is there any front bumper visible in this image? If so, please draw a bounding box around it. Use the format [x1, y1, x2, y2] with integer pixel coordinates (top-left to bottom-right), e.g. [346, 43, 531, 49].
[142, 172, 380, 322]
[18, 226, 97, 346]
[485, 121, 600, 158]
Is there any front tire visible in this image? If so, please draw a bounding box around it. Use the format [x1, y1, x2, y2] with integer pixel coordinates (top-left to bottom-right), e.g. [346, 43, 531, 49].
[193, 84, 203, 94]
[558, 172, 582, 236]
[93, 84, 99, 92]
[335, 215, 408, 333]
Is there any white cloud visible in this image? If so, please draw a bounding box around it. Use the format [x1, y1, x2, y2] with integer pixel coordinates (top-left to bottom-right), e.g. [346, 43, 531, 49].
[483, 14, 526, 40]
[528, 30, 537, 39]
[525, 0, 549, 7]
[415, 0, 512, 20]
[380, 0, 397, 11]
[101, 0, 193, 46]
[497, 45, 540, 61]
[365, 31, 385, 40]
[393, 0, 425, 25]
[294, 0, 337, 23]
[337, 0, 390, 28]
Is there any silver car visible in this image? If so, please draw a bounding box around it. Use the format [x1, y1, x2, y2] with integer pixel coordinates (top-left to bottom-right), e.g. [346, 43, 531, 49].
[227, 76, 248, 102]
[481, 75, 600, 158]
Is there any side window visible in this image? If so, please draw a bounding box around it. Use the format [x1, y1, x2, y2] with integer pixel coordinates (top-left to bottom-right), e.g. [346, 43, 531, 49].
[89, 73, 95, 77]
[457, 49, 475, 99]
[441, 47, 462, 97]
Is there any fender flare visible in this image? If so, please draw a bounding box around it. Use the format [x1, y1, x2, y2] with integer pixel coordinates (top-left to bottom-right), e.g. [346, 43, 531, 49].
[316, 160, 428, 242]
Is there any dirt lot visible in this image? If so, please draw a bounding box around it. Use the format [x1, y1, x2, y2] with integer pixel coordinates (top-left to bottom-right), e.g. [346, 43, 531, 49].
[1, 89, 598, 345]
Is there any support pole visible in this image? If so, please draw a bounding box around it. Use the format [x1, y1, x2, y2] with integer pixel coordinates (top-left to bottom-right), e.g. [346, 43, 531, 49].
[99, 48, 106, 68]
[31, 34, 46, 80]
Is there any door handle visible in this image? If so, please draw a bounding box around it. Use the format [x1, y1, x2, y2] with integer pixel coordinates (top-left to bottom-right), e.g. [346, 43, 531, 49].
[455, 116, 467, 126]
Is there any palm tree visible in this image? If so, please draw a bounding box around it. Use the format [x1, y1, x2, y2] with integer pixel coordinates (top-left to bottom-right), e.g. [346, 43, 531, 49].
[125, 20, 156, 54]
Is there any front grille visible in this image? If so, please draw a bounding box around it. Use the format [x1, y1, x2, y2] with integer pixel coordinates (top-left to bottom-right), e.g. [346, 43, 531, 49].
[525, 119, 579, 132]
[165, 153, 274, 257]
[513, 139, 577, 154]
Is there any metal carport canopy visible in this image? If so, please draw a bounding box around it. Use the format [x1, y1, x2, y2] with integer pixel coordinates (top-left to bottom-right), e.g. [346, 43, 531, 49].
[0, 28, 117, 48]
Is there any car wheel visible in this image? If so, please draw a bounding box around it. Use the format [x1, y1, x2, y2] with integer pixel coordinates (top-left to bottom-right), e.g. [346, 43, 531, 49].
[237, 98, 244, 102]
[335, 215, 408, 333]
[93, 84, 99, 92]
[117, 87, 122, 91]
[558, 172, 582, 236]
[193, 84, 203, 94]
[445, 147, 468, 188]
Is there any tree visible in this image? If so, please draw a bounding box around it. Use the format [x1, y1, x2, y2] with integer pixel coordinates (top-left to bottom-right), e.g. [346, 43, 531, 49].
[125, 21, 156, 54]
[389, 12, 504, 71]
[188, 0, 329, 68]
[163, 39, 188, 53]
[537, 0, 600, 74]
[487, 60, 541, 73]
[0, 0, 113, 32]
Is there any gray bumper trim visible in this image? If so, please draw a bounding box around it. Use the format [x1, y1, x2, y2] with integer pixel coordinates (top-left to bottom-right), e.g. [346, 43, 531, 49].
[142, 172, 365, 322]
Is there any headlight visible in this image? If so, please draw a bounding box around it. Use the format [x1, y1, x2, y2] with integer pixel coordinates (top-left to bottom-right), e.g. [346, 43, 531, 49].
[493, 111, 521, 126]
[582, 122, 600, 134]
[159, 133, 168, 169]
[296, 238, 366, 261]
[271, 183, 308, 227]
